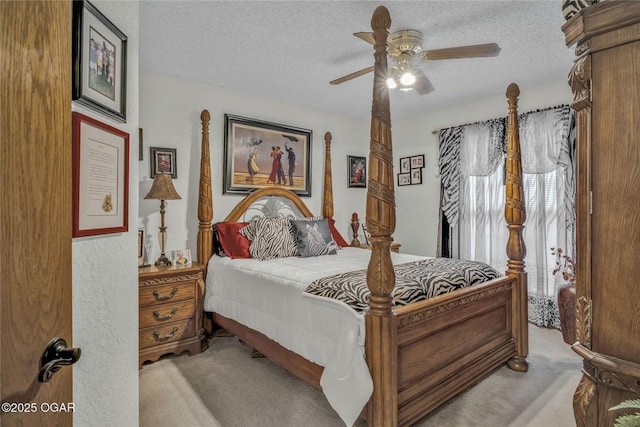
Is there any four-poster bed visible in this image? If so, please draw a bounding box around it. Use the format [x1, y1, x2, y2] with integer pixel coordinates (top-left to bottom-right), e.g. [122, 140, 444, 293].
[195, 6, 528, 426]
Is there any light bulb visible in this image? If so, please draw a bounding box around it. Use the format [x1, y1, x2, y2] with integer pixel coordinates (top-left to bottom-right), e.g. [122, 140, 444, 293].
[400, 72, 416, 86]
[386, 78, 397, 89]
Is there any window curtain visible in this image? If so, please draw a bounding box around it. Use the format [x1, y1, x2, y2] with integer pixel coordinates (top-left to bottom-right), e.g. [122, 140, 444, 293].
[438, 106, 575, 328]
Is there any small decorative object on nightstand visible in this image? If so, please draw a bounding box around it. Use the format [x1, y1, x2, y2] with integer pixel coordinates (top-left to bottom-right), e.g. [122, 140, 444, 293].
[351, 212, 361, 246]
[138, 263, 208, 368]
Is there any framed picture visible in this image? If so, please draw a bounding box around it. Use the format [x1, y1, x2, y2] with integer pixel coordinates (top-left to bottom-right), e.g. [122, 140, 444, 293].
[138, 229, 144, 258]
[411, 168, 423, 185]
[224, 114, 312, 196]
[172, 249, 192, 268]
[72, 0, 127, 122]
[399, 157, 411, 174]
[137, 229, 149, 267]
[361, 224, 371, 245]
[72, 112, 129, 237]
[348, 155, 367, 188]
[410, 154, 425, 169]
[150, 147, 177, 179]
[398, 172, 411, 186]
[138, 128, 143, 161]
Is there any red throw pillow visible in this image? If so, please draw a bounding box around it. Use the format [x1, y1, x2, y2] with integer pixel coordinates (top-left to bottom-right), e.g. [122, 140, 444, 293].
[326, 217, 349, 248]
[217, 222, 251, 259]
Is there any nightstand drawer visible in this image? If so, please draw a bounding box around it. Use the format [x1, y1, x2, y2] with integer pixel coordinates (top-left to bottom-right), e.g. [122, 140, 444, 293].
[139, 319, 195, 349]
[139, 281, 195, 307]
[139, 300, 195, 329]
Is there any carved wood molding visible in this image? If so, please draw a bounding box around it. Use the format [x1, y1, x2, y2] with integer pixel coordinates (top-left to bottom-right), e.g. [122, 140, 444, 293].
[575, 39, 590, 57]
[569, 55, 591, 111]
[575, 296, 592, 348]
[574, 346, 640, 394]
[141, 272, 203, 287]
[573, 373, 597, 427]
[398, 282, 512, 328]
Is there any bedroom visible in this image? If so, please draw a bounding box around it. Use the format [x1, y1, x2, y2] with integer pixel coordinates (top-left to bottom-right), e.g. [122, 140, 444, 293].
[3, 1, 639, 427]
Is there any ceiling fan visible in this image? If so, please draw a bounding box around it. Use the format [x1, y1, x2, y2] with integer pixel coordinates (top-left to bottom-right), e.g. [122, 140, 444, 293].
[329, 30, 500, 95]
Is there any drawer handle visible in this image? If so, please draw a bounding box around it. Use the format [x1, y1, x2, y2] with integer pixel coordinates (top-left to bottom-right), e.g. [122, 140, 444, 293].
[153, 287, 178, 301]
[153, 307, 179, 321]
[153, 327, 179, 342]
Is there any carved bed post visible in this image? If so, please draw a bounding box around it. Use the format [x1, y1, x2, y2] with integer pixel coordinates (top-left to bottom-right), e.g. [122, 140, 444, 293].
[365, 6, 397, 426]
[504, 84, 529, 372]
[197, 110, 213, 266]
[322, 131, 334, 219]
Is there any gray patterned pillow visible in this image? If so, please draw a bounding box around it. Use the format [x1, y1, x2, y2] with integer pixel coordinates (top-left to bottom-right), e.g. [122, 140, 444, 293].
[239, 217, 298, 260]
[290, 219, 339, 257]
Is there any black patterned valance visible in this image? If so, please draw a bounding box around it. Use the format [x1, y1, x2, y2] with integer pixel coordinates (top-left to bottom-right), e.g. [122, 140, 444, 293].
[562, 0, 600, 21]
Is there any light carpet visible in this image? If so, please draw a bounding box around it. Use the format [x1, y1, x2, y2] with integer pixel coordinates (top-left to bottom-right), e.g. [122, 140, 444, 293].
[140, 325, 581, 426]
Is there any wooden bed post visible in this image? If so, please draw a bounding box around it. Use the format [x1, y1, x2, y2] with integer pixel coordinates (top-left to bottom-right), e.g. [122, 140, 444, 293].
[322, 131, 334, 219]
[504, 84, 529, 372]
[365, 6, 398, 426]
[197, 109, 213, 266]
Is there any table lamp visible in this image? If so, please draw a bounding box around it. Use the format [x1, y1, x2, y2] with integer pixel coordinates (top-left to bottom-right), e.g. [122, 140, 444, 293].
[144, 173, 181, 266]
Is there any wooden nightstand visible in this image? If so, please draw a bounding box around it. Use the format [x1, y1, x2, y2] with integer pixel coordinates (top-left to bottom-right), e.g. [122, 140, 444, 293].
[354, 243, 401, 253]
[138, 263, 208, 368]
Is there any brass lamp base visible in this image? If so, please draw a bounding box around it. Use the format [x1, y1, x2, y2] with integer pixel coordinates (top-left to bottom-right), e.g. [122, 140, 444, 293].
[155, 254, 172, 267]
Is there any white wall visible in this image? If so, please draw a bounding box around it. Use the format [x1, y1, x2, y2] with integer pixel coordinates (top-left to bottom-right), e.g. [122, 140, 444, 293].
[139, 75, 572, 261]
[139, 71, 369, 263]
[392, 79, 573, 256]
[72, 2, 139, 425]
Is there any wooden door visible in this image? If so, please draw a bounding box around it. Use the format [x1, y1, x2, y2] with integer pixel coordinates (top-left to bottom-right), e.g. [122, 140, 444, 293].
[1, 2, 75, 426]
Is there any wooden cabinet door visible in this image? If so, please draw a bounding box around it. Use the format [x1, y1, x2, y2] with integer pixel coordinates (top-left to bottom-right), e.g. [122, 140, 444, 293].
[1, 2, 75, 425]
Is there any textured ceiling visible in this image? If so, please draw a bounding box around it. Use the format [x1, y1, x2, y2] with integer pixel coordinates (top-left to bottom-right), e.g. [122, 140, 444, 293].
[139, 1, 574, 120]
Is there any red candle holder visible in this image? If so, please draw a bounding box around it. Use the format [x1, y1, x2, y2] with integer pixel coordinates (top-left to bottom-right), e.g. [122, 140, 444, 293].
[351, 217, 361, 246]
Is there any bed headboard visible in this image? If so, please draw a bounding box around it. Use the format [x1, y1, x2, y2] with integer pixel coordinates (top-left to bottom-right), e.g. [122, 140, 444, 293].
[223, 187, 315, 222]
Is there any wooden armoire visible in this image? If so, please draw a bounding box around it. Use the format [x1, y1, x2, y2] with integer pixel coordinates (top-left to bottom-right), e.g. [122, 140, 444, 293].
[562, 2, 640, 425]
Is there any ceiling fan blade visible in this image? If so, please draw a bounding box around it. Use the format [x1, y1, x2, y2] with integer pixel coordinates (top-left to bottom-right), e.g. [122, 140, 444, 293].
[421, 43, 501, 60]
[329, 66, 374, 85]
[353, 32, 375, 45]
[354, 31, 400, 55]
[413, 68, 435, 95]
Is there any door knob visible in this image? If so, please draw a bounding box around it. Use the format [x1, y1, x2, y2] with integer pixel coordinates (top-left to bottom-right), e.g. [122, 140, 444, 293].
[38, 337, 81, 383]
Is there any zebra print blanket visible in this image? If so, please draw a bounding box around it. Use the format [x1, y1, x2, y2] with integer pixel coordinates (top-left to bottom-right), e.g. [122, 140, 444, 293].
[305, 258, 501, 312]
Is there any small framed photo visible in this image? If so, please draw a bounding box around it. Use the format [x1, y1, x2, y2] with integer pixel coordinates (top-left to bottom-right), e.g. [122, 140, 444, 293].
[399, 157, 411, 174]
[411, 168, 423, 185]
[72, 0, 127, 122]
[138, 229, 150, 267]
[361, 224, 371, 245]
[398, 173, 411, 186]
[410, 154, 425, 169]
[72, 112, 129, 237]
[348, 155, 367, 188]
[172, 249, 192, 268]
[138, 229, 144, 258]
[150, 147, 177, 179]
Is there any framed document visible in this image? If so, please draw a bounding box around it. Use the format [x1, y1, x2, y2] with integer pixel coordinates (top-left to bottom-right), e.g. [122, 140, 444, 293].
[72, 112, 129, 237]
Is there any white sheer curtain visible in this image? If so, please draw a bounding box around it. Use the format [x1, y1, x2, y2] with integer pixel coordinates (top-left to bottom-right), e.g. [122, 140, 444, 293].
[439, 106, 575, 328]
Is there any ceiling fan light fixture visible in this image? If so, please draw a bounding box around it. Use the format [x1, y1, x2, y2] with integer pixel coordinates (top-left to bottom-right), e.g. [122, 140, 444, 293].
[399, 71, 416, 86]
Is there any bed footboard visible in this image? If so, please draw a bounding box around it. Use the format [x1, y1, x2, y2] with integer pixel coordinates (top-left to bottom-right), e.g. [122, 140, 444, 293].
[393, 277, 521, 426]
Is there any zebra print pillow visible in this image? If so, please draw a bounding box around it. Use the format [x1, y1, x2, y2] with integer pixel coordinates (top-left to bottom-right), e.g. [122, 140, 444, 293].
[290, 219, 339, 257]
[239, 217, 298, 260]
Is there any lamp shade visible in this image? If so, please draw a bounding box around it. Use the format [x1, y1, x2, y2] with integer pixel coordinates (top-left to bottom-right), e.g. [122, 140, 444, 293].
[144, 173, 181, 200]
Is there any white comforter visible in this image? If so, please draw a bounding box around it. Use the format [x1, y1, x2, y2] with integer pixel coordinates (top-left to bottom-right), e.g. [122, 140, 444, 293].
[204, 247, 427, 426]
